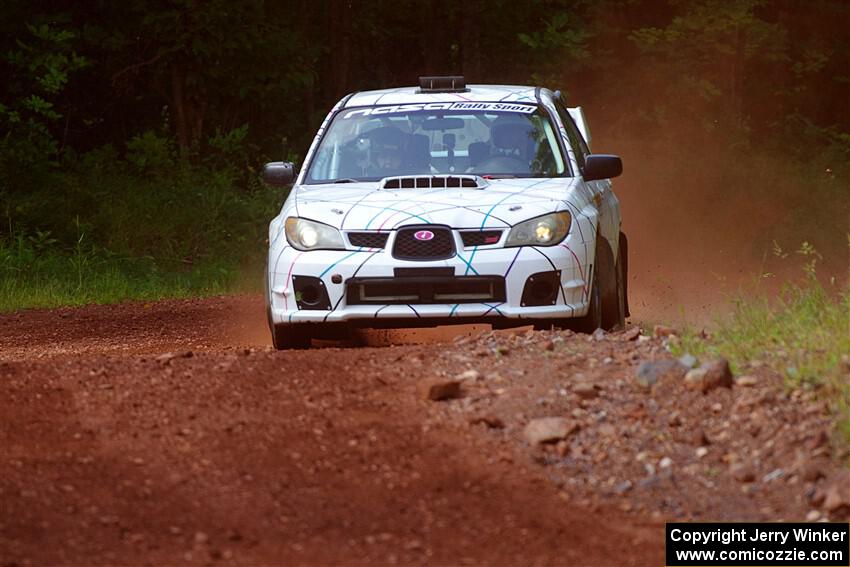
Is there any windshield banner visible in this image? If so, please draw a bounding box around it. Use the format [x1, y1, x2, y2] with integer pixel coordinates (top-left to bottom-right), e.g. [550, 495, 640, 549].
[342, 102, 536, 119]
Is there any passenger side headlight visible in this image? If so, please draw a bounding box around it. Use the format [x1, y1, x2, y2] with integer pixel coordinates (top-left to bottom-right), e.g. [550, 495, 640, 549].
[505, 211, 571, 247]
[285, 217, 345, 251]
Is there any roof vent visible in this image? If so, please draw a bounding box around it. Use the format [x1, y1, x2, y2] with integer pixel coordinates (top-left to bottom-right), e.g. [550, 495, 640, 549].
[418, 76, 468, 93]
[380, 175, 487, 190]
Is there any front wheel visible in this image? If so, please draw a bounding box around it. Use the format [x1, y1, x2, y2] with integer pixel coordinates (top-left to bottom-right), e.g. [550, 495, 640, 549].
[573, 259, 602, 333]
[270, 324, 312, 350]
[268, 309, 311, 350]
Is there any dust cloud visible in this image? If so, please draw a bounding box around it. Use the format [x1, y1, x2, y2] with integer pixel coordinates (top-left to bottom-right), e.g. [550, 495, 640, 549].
[580, 63, 848, 326]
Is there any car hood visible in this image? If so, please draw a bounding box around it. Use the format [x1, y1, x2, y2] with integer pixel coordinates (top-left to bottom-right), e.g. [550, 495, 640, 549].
[289, 177, 585, 231]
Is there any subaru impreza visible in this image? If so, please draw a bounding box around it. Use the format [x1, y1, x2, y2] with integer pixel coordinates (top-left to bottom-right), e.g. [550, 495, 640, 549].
[263, 76, 627, 349]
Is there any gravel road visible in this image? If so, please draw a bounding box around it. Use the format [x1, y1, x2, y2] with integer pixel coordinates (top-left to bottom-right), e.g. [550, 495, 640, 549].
[1, 296, 846, 566]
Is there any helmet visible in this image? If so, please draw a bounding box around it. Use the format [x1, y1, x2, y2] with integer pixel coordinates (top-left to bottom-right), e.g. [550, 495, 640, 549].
[490, 115, 535, 158]
[368, 126, 406, 172]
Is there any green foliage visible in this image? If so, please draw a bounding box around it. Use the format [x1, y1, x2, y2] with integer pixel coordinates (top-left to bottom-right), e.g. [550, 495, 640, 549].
[100, 0, 317, 152]
[518, 13, 592, 58]
[627, 0, 786, 129]
[0, 20, 90, 213]
[125, 130, 176, 174]
[10, 24, 89, 94]
[519, 11, 593, 85]
[0, 126, 281, 311]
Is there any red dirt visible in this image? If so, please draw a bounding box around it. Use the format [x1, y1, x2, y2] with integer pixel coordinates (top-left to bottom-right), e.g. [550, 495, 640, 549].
[1, 296, 845, 566]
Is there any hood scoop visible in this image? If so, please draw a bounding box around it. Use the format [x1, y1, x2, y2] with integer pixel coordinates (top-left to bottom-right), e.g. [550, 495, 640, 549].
[380, 174, 488, 190]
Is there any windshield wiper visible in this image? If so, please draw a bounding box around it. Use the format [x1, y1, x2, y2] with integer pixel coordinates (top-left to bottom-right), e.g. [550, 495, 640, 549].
[481, 174, 517, 179]
[328, 178, 361, 184]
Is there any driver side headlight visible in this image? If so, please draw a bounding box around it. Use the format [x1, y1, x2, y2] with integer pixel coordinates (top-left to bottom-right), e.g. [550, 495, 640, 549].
[505, 211, 571, 247]
[285, 217, 345, 251]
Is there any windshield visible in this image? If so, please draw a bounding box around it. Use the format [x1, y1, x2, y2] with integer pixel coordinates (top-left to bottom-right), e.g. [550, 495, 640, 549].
[303, 102, 567, 184]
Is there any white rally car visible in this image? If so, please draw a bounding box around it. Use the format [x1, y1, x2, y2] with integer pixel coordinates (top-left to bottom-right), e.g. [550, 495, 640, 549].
[263, 76, 628, 349]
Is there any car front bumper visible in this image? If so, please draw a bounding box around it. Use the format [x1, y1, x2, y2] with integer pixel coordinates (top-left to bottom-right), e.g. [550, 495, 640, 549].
[267, 235, 593, 326]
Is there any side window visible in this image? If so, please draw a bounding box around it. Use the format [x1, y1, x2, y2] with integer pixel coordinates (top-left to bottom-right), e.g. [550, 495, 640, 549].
[555, 102, 589, 172]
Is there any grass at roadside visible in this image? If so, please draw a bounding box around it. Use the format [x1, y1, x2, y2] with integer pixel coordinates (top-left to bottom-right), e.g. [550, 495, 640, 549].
[673, 264, 850, 441]
[0, 235, 264, 311]
[0, 250, 261, 312]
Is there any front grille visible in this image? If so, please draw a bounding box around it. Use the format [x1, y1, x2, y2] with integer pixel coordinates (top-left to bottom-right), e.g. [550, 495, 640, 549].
[460, 230, 503, 247]
[348, 232, 389, 249]
[347, 276, 506, 305]
[392, 226, 454, 260]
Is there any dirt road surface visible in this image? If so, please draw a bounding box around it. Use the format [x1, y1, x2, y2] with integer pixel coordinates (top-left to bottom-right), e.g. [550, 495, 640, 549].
[1, 296, 847, 566]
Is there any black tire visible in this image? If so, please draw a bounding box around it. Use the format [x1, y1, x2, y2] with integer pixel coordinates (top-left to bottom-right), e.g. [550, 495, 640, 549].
[574, 255, 602, 333]
[620, 231, 630, 318]
[267, 309, 311, 350]
[602, 242, 626, 331]
[576, 235, 627, 333]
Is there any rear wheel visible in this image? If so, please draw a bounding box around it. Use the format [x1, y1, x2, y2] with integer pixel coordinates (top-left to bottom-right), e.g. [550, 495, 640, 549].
[620, 231, 630, 318]
[602, 247, 626, 331]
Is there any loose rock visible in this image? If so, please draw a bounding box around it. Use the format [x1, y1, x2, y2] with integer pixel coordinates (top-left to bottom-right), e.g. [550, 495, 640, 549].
[731, 464, 756, 483]
[468, 415, 505, 429]
[155, 351, 193, 364]
[685, 358, 734, 393]
[456, 369, 481, 382]
[801, 463, 825, 482]
[635, 359, 686, 389]
[684, 368, 707, 388]
[524, 417, 579, 445]
[735, 375, 758, 387]
[763, 469, 784, 483]
[677, 353, 698, 369]
[573, 383, 599, 400]
[420, 379, 461, 401]
[622, 327, 641, 341]
[701, 358, 734, 392]
[652, 325, 675, 338]
[822, 471, 850, 514]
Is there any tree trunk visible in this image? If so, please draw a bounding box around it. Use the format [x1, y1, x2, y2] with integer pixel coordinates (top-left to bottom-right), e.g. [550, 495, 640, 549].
[461, 0, 482, 79]
[326, 0, 351, 101]
[171, 62, 189, 153]
[733, 24, 744, 127]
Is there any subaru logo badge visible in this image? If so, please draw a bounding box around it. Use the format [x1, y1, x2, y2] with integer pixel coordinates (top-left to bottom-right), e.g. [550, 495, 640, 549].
[413, 230, 435, 241]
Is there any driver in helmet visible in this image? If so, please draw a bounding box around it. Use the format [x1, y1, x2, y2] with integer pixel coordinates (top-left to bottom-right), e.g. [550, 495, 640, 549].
[367, 126, 405, 175]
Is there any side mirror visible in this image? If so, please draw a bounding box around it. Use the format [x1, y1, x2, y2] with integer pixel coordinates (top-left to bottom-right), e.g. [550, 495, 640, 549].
[263, 162, 296, 186]
[583, 154, 622, 182]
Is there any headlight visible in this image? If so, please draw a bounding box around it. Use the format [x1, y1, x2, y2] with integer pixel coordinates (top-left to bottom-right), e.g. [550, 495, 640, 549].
[285, 217, 345, 251]
[505, 211, 571, 247]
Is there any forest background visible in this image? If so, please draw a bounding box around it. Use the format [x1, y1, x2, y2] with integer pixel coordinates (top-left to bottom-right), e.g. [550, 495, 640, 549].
[1, 0, 847, 310]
